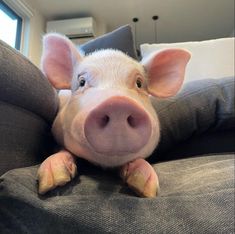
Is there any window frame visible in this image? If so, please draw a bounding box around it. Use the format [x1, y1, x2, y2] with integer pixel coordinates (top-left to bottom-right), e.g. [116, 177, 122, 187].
[0, 0, 22, 50]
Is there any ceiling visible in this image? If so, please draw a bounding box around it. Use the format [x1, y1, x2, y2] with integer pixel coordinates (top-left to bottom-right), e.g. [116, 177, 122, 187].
[32, 0, 234, 47]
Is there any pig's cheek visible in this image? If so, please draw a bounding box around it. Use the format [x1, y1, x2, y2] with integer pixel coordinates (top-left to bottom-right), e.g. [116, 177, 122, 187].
[62, 111, 94, 158]
[143, 109, 160, 156]
[150, 115, 160, 150]
[69, 113, 87, 145]
[135, 95, 160, 144]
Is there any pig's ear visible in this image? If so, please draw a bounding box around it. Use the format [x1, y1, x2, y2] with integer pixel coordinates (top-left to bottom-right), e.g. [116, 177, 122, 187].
[142, 49, 191, 98]
[41, 33, 82, 89]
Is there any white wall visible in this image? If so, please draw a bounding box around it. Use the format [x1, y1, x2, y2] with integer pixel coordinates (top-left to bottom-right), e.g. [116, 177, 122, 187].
[23, 0, 45, 67]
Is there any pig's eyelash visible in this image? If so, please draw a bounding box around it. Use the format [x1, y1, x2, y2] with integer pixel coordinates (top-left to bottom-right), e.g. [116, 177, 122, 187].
[77, 73, 86, 80]
[77, 72, 93, 83]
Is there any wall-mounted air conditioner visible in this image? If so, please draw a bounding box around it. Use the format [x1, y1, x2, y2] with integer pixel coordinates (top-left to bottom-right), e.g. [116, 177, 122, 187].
[46, 17, 96, 38]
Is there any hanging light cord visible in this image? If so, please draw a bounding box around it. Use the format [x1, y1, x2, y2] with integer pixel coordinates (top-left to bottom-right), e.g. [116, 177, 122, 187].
[132, 17, 140, 57]
[132, 17, 139, 48]
[152, 15, 159, 43]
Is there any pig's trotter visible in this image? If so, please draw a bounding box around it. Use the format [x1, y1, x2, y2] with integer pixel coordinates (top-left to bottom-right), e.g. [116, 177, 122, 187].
[37, 150, 77, 194]
[120, 159, 159, 198]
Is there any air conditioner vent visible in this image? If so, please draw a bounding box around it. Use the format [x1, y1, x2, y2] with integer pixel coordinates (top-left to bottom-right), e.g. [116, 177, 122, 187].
[46, 17, 96, 38]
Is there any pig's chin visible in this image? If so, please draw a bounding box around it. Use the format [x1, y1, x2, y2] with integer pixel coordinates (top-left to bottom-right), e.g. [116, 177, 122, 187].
[82, 133, 159, 167]
[73, 135, 159, 168]
[64, 130, 158, 168]
[90, 149, 143, 166]
[81, 150, 151, 168]
[85, 136, 159, 167]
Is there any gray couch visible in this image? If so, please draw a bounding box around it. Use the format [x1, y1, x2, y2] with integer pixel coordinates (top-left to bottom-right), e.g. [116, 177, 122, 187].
[0, 26, 234, 233]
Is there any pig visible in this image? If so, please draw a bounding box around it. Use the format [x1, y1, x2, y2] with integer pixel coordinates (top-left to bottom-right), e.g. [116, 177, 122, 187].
[38, 33, 190, 198]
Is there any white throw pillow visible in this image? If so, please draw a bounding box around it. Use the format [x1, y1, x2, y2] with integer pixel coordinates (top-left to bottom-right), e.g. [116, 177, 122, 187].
[140, 38, 235, 83]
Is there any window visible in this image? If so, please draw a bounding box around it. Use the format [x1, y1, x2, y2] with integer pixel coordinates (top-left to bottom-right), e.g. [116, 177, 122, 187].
[0, 0, 22, 50]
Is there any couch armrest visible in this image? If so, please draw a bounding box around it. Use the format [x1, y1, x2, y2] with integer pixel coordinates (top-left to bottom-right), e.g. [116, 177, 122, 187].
[0, 40, 59, 175]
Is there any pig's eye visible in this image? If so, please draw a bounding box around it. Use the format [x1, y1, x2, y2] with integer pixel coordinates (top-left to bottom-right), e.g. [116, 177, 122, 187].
[78, 77, 86, 87]
[136, 79, 142, 89]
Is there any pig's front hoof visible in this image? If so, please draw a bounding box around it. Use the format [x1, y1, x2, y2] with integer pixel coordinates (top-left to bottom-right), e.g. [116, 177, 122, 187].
[37, 150, 77, 195]
[120, 159, 159, 198]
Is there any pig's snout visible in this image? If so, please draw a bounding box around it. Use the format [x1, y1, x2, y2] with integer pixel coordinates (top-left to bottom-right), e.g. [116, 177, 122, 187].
[84, 97, 151, 156]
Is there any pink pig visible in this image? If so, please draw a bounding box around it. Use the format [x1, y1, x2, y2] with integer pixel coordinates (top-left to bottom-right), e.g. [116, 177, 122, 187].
[38, 33, 190, 197]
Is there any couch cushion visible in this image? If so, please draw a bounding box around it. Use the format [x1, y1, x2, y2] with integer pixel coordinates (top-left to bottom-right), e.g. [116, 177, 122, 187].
[0, 40, 58, 122]
[80, 25, 138, 59]
[140, 37, 235, 83]
[150, 77, 235, 161]
[0, 154, 234, 233]
[0, 102, 55, 175]
[0, 40, 58, 175]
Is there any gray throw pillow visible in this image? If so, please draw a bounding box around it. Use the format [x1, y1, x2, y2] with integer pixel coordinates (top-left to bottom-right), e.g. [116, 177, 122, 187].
[80, 25, 138, 59]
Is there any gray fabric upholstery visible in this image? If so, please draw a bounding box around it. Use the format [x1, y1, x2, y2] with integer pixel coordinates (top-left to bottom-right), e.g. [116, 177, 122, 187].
[151, 77, 235, 161]
[0, 154, 234, 233]
[80, 25, 138, 59]
[0, 102, 55, 175]
[0, 40, 58, 175]
[0, 40, 58, 122]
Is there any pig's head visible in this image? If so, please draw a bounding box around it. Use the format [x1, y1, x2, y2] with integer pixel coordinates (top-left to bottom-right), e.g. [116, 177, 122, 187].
[41, 33, 190, 168]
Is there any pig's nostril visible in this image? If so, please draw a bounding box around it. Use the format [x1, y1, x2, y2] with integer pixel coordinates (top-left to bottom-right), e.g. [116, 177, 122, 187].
[127, 115, 136, 128]
[100, 115, 110, 128]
